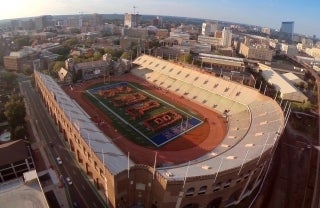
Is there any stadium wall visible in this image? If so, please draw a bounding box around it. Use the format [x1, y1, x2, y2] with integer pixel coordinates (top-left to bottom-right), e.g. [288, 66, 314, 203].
[34, 52, 284, 208]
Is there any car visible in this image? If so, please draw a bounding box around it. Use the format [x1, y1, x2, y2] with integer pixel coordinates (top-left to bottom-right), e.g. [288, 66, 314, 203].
[56, 157, 62, 165]
[66, 177, 72, 185]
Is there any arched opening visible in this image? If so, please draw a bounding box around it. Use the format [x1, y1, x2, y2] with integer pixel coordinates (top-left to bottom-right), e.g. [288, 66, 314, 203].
[226, 188, 242, 205]
[198, 185, 207, 195]
[185, 187, 195, 196]
[183, 203, 199, 208]
[207, 197, 222, 208]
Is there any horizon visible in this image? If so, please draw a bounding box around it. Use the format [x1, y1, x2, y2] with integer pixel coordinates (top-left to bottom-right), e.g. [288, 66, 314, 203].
[0, 0, 318, 37]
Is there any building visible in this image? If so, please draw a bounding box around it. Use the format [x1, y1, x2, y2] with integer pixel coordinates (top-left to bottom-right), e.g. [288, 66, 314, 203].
[3, 48, 37, 71]
[155, 29, 169, 40]
[169, 31, 190, 41]
[34, 15, 52, 31]
[221, 27, 232, 47]
[123, 28, 148, 38]
[239, 43, 274, 62]
[281, 72, 307, 86]
[198, 35, 221, 46]
[35, 54, 285, 208]
[0, 139, 35, 182]
[279, 43, 298, 57]
[124, 13, 141, 28]
[67, 58, 110, 81]
[305, 47, 320, 59]
[198, 53, 245, 72]
[0, 170, 49, 208]
[201, 21, 218, 36]
[261, 27, 271, 35]
[259, 63, 308, 102]
[280, 21, 294, 42]
[58, 67, 72, 83]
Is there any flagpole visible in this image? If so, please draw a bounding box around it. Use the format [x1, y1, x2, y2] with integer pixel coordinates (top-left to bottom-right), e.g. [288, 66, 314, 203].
[153, 152, 158, 180]
[128, 152, 130, 179]
[182, 161, 190, 189]
[238, 149, 249, 175]
[213, 157, 224, 184]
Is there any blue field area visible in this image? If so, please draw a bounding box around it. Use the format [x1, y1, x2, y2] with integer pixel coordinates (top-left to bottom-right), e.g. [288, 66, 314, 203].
[151, 118, 202, 146]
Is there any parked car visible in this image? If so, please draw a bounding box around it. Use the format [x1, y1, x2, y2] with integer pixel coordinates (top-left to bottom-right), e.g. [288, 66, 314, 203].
[56, 157, 62, 165]
[66, 177, 72, 185]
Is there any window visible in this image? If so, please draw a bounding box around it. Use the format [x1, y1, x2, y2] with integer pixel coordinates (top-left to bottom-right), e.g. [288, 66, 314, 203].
[185, 187, 195, 196]
[213, 182, 221, 192]
[224, 179, 232, 188]
[198, 186, 207, 195]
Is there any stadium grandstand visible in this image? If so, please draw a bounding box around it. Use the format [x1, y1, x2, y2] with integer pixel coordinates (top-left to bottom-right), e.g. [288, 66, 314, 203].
[34, 54, 287, 208]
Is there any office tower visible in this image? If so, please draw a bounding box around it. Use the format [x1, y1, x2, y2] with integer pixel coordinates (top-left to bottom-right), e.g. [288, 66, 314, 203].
[222, 27, 232, 47]
[280, 21, 294, 42]
[201, 21, 218, 36]
[124, 13, 141, 28]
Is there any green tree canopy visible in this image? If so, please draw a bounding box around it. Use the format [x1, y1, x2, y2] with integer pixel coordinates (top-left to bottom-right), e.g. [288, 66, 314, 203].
[4, 95, 26, 130]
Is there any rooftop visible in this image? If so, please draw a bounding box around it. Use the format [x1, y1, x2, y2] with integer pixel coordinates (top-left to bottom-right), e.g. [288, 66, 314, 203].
[0, 170, 49, 208]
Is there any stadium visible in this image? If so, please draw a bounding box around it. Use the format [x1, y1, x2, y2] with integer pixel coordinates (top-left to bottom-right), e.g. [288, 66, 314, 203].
[35, 54, 286, 208]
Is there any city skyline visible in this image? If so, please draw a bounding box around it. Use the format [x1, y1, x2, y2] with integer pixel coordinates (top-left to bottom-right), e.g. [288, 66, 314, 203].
[0, 0, 318, 37]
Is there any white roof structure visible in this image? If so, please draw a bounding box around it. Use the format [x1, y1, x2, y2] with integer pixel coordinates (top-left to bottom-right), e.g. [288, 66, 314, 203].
[58, 67, 69, 81]
[0, 173, 49, 208]
[132, 55, 285, 179]
[198, 53, 244, 67]
[259, 63, 308, 102]
[281, 72, 306, 85]
[36, 72, 133, 175]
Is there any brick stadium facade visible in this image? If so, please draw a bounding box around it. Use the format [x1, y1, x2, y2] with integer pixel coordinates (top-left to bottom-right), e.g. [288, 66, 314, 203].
[34, 54, 286, 208]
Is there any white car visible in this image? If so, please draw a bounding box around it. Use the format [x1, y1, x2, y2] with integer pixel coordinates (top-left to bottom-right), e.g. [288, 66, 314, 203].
[56, 157, 62, 165]
[66, 177, 72, 185]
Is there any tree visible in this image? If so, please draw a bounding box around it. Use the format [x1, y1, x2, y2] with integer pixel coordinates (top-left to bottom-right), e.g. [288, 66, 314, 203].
[12, 125, 26, 140]
[179, 54, 193, 64]
[13, 36, 31, 49]
[4, 95, 26, 132]
[120, 51, 133, 60]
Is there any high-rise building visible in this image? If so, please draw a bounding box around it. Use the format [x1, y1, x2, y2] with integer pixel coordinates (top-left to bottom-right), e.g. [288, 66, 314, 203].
[124, 13, 141, 28]
[221, 27, 232, 47]
[34, 15, 52, 31]
[280, 21, 294, 42]
[201, 21, 218, 36]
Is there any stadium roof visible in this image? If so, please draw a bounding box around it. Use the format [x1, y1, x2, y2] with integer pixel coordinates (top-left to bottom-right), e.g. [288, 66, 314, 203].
[36, 72, 133, 175]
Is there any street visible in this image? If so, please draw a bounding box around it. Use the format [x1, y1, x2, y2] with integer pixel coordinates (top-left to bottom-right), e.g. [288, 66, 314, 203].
[20, 79, 107, 208]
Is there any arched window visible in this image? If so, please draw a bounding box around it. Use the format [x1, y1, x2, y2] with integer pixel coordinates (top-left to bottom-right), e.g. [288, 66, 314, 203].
[198, 185, 207, 195]
[185, 187, 195, 196]
[183, 203, 199, 208]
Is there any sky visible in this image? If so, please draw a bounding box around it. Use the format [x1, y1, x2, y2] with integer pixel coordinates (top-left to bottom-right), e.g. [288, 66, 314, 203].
[0, 0, 318, 37]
